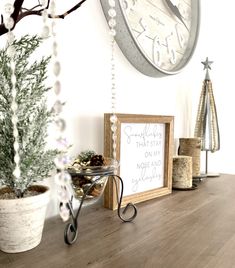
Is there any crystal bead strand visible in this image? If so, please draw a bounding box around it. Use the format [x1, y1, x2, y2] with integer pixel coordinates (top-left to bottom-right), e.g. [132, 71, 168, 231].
[4, 3, 21, 194]
[50, 1, 71, 221]
[41, 0, 50, 39]
[108, 0, 118, 165]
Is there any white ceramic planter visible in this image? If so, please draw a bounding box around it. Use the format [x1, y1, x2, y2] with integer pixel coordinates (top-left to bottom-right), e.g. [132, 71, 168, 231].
[0, 185, 50, 253]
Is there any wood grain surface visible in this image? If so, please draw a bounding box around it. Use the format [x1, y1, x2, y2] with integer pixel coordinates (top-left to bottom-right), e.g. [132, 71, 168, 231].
[1, 174, 235, 268]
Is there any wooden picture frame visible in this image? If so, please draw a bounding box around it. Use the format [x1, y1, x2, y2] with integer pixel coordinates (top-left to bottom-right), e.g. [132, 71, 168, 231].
[104, 113, 174, 210]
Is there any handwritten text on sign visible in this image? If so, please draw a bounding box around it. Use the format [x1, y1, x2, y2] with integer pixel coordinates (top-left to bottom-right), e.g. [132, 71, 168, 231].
[120, 123, 165, 197]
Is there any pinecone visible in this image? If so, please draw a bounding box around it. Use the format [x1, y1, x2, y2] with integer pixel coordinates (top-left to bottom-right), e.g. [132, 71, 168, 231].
[74, 150, 96, 166]
[90, 154, 104, 166]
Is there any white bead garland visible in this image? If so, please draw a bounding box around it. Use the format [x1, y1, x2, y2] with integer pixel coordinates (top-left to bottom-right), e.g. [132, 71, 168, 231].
[108, 0, 118, 163]
[49, 0, 72, 222]
[4, 2, 21, 191]
[41, 0, 50, 39]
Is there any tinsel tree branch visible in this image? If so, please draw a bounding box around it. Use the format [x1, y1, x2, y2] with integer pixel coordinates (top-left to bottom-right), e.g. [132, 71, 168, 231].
[0, 0, 87, 36]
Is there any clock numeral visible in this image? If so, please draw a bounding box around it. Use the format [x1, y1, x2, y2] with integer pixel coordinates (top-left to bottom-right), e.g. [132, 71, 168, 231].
[152, 36, 161, 65]
[137, 18, 148, 38]
[175, 23, 185, 48]
[178, 3, 190, 21]
[165, 33, 176, 65]
[122, 0, 137, 13]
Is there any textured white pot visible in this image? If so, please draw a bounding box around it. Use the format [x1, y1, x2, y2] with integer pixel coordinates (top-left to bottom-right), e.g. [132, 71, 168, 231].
[0, 185, 50, 253]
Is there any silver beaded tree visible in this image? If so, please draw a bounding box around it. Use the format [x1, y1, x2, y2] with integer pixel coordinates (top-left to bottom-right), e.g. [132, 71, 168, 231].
[194, 57, 220, 176]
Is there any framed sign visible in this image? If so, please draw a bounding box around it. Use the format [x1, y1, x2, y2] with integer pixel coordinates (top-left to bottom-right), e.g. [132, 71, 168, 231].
[104, 114, 174, 210]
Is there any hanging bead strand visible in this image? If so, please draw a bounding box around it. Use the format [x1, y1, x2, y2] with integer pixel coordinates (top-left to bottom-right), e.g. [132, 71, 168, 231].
[108, 0, 118, 164]
[4, 3, 22, 196]
[41, 0, 50, 39]
[50, 1, 72, 221]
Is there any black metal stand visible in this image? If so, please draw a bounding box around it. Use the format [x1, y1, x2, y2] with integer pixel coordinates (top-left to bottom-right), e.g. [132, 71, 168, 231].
[64, 171, 137, 245]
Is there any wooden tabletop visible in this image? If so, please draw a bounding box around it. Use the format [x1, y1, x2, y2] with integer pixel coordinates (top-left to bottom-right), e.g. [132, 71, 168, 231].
[1, 174, 235, 268]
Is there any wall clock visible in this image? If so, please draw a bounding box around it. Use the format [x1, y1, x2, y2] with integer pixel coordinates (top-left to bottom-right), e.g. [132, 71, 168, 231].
[100, 0, 200, 77]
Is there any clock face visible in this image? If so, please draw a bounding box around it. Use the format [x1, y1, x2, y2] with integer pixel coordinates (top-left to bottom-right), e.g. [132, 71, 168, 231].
[100, 0, 200, 77]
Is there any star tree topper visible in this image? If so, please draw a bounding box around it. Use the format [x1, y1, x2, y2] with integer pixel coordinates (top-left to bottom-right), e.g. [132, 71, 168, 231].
[201, 57, 213, 80]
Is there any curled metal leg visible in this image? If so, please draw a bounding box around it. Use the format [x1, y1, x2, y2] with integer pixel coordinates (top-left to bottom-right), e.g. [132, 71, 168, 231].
[113, 175, 138, 222]
[64, 198, 78, 245]
[64, 222, 78, 245]
[64, 176, 107, 245]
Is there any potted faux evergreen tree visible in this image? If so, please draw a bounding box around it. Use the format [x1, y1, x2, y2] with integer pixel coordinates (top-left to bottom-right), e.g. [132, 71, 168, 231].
[0, 35, 58, 253]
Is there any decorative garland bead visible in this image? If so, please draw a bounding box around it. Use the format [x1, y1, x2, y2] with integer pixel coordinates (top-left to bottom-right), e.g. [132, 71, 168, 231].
[108, 9, 116, 17]
[53, 100, 63, 113]
[109, 29, 116, 36]
[13, 142, 19, 151]
[53, 41, 58, 56]
[55, 118, 66, 132]
[11, 102, 17, 112]
[58, 189, 70, 203]
[108, 19, 116, 28]
[62, 172, 71, 184]
[4, 17, 14, 30]
[13, 167, 21, 179]
[53, 61, 61, 76]
[13, 128, 18, 138]
[7, 45, 16, 57]
[51, 21, 57, 37]
[14, 154, 20, 164]
[42, 25, 50, 39]
[11, 114, 18, 124]
[50, 1, 56, 15]
[10, 60, 16, 70]
[54, 155, 71, 170]
[109, 0, 115, 7]
[4, 3, 14, 14]
[110, 114, 117, 123]
[7, 31, 15, 44]
[56, 137, 69, 150]
[111, 124, 117, 132]
[11, 73, 16, 84]
[41, 9, 48, 21]
[11, 88, 16, 98]
[59, 203, 70, 221]
[54, 80, 61, 95]
[54, 173, 63, 185]
[55, 171, 71, 186]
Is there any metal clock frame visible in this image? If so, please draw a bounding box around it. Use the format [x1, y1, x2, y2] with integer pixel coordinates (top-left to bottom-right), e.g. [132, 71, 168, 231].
[100, 0, 200, 77]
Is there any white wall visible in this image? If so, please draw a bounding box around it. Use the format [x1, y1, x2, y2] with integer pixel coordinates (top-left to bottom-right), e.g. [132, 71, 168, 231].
[1, 1, 235, 217]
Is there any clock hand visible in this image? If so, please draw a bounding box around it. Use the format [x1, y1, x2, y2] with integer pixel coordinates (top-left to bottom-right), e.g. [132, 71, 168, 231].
[165, 0, 189, 31]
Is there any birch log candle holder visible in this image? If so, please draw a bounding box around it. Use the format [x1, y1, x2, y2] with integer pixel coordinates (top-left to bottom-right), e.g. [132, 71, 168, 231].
[178, 138, 201, 178]
[172, 156, 192, 189]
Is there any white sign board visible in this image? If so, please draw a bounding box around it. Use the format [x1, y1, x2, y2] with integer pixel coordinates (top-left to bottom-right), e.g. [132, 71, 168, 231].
[120, 123, 165, 197]
[104, 114, 173, 210]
